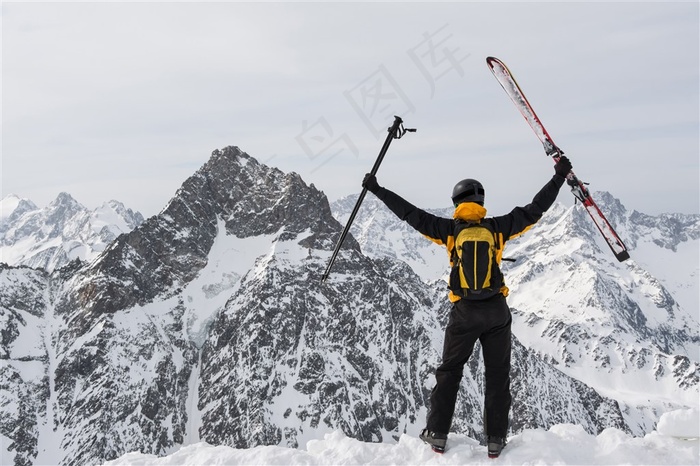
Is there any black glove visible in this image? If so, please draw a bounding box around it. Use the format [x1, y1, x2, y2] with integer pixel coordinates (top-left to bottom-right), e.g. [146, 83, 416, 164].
[362, 173, 381, 194]
[554, 156, 572, 177]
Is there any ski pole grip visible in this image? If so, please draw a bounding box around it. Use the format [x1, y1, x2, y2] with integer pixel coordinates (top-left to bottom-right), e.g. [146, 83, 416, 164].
[368, 116, 404, 176]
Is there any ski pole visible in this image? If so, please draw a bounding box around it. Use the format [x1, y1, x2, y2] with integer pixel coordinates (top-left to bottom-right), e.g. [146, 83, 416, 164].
[321, 115, 415, 282]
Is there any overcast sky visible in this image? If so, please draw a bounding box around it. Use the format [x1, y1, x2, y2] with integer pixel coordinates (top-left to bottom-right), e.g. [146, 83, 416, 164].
[3, 1, 698, 219]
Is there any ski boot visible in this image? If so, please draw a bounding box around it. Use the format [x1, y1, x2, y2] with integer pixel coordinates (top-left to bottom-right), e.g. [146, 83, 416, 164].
[419, 429, 447, 453]
[487, 436, 506, 458]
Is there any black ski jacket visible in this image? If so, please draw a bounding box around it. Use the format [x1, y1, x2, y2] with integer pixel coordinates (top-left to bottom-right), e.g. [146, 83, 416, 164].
[373, 174, 566, 302]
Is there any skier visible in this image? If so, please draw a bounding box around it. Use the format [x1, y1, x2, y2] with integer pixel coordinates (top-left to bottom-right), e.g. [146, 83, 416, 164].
[361, 155, 572, 458]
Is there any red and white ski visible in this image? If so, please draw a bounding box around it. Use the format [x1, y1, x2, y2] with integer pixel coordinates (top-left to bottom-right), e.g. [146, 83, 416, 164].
[486, 56, 630, 262]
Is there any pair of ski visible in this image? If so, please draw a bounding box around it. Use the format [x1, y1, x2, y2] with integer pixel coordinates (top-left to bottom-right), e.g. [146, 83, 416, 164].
[486, 57, 629, 262]
[322, 57, 629, 281]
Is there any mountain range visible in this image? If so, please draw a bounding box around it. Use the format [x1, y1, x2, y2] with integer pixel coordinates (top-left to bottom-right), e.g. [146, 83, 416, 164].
[1, 146, 697, 466]
[1, 193, 144, 272]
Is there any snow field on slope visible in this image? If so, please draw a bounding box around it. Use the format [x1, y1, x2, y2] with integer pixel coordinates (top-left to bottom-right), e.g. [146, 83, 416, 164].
[104, 409, 699, 466]
[631, 237, 699, 322]
[180, 216, 276, 347]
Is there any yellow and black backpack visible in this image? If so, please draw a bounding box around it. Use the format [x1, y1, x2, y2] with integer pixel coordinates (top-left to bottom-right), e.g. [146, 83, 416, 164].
[449, 220, 503, 300]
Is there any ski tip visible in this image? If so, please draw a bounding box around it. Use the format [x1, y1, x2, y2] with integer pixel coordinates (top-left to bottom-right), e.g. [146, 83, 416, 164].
[486, 56, 502, 66]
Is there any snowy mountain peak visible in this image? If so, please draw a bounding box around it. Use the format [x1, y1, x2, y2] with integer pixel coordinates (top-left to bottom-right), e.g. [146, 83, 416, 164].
[190, 146, 349, 252]
[0, 194, 38, 225]
[590, 190, 627, 214]
[79, 146, 350, 319]
[0, 193, 144, 272]
[1, 194, 22, 219]
[49, 191, 81, 210]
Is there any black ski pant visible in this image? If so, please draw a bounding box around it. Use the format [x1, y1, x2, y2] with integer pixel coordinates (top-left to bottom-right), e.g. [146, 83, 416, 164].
[426, 293, 512, 438]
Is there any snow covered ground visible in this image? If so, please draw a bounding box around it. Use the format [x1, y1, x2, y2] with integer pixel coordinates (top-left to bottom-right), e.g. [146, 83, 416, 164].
[105, 409, 698, 466]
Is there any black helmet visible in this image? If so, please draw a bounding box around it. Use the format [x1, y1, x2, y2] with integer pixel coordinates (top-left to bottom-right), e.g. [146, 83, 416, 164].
[452, 178, 485, 206]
